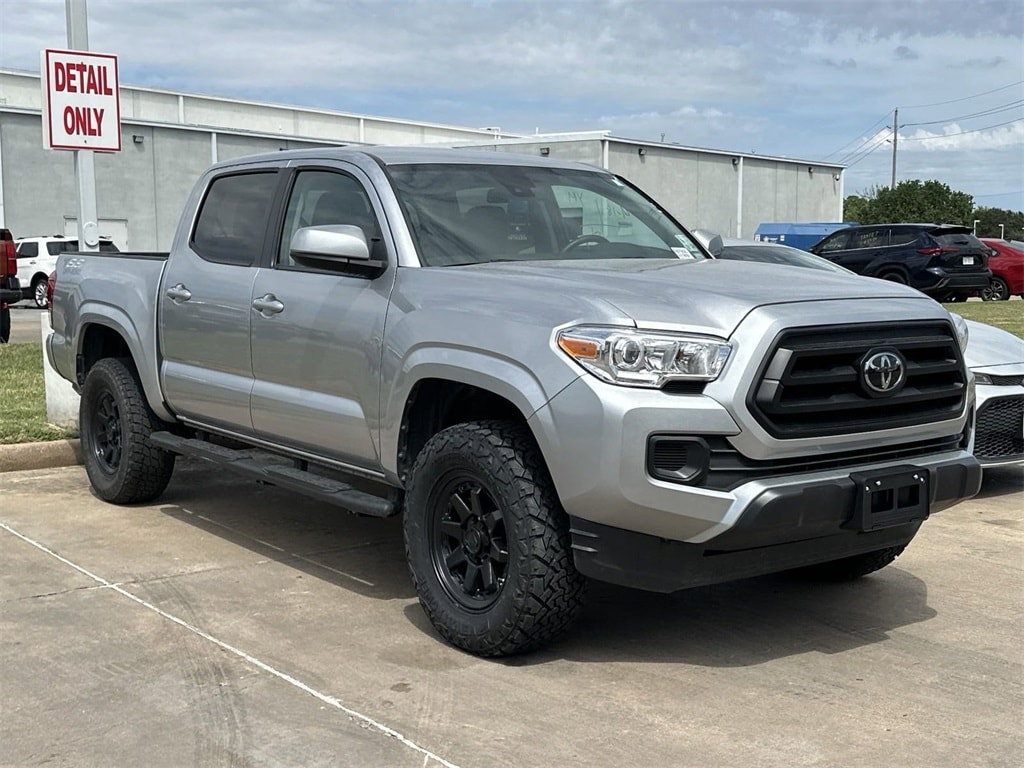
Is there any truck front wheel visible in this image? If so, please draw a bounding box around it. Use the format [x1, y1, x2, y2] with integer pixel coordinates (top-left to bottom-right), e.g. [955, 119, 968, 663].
[404, 421, 585, 656]
[80, 357, 175, 504]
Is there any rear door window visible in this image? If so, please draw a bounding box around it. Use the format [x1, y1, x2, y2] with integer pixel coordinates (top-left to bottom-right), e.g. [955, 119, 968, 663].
[17, 242, 38, 258]
[192, 171, 279, 266]
[850, 228, 888, 249]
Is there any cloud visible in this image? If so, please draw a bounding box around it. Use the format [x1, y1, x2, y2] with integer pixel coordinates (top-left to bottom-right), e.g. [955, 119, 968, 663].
[900, 120, 1024, 151]
[1, 0, 1021, 209]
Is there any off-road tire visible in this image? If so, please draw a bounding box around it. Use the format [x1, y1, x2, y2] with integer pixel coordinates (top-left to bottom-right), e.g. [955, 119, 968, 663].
[794, 545, 906, 581]
[404, 420, 586, 657]
[80, 357, 175, 504]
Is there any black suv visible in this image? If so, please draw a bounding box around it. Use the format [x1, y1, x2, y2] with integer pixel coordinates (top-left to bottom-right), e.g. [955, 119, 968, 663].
[809, 224, 991, 300]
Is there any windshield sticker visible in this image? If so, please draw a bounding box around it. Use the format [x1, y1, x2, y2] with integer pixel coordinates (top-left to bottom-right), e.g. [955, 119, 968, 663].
[672, 247, 696, 259]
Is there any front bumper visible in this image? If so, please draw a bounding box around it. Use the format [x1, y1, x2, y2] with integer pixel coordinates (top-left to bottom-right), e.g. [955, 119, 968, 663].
[532, 368, 977, 546]
[568, 454, 980, 592]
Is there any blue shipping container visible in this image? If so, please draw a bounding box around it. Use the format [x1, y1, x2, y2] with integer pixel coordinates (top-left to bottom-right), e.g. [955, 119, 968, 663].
[754, 222, 856, 252]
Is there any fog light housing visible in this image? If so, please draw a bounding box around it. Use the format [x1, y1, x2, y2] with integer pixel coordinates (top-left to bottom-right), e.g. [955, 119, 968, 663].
[647, 436, 710, 485]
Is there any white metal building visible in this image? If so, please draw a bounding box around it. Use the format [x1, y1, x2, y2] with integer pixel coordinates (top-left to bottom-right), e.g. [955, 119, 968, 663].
[0, 68, 844, 249]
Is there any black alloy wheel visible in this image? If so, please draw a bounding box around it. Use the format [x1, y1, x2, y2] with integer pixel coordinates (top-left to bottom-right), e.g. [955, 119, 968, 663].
[90, 390, 124, 474]
[430, 476, 510, 610]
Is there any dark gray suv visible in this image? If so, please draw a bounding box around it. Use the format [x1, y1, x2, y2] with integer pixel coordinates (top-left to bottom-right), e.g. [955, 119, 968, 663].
[809, 224, 991, 300]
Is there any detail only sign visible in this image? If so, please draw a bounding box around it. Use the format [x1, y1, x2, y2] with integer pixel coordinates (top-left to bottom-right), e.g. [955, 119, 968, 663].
[41, 48, 121, 152]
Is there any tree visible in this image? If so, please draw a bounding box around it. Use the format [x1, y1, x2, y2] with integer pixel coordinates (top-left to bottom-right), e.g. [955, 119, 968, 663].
[972, 207, 1024, 241]
[843, 180, 974, 225]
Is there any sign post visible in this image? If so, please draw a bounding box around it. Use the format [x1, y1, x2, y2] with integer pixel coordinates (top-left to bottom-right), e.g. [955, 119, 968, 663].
[39, 0, 120, 252]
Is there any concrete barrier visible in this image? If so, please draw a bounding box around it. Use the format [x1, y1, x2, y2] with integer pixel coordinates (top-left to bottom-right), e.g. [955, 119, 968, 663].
[41, 314, 80, 428]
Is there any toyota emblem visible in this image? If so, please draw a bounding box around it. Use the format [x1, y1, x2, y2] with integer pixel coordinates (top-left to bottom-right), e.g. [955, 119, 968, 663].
[862, 349, 906, 395]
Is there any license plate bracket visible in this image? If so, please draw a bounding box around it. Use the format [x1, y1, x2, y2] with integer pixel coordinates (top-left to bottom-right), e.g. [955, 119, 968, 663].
[847, 466, 930, 532]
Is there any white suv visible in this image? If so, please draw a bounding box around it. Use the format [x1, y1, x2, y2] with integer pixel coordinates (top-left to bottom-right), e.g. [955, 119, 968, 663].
[15, 235, 119, 307]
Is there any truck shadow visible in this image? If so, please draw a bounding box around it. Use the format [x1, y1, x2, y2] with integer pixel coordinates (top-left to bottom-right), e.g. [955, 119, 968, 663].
[534, 568, 935, 667]
[158, 459, 939, 667]
[156, 459, 416, 602]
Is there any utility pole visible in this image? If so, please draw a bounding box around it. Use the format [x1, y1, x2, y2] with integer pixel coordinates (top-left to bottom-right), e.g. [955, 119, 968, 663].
[890, 108, 898, 190]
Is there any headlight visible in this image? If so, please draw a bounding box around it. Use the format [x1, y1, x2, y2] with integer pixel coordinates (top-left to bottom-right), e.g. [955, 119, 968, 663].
[556, 325, 732, 387]
[949, 312, 969, 352]
[973, 372, 992, 385]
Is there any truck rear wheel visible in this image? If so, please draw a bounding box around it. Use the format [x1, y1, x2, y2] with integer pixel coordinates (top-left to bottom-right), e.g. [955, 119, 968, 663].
[80, 357, 175, 504]
[794, 545, 906, 581]
[404, 420, 585, 656]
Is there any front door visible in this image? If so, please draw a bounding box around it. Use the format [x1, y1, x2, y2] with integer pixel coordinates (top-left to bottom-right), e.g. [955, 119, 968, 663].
[249, 165, 394, 468]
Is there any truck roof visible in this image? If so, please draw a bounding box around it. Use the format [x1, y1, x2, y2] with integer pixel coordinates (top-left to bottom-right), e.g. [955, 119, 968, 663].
[212, 145, 603, 173]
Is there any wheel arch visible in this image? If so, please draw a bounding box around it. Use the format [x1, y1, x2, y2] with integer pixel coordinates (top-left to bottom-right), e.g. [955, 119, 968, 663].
[76, 307, 173, 421]
[872, 264, 910, 283]
[395, 377, 532, 486]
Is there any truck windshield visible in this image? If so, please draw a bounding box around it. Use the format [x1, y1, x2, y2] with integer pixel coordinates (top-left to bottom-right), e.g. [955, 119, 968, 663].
[388, 163, 706, 267]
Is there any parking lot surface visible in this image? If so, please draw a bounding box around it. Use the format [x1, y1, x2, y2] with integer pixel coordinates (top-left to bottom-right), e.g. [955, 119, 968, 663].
[2, 460, 1021, 767]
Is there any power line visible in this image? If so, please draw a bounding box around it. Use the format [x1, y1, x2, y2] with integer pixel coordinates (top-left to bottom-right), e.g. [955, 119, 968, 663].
[842, 132, 893, 168]
[903, 100, 1024, 127]
[821, 112, 893, 160]
[839, 127, 891, 165]
[898, 80, 1023, 110]
[901, 117, 1024, 141]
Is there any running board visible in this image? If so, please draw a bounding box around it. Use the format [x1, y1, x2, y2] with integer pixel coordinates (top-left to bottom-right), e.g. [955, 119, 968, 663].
[149, 431, 397, 518]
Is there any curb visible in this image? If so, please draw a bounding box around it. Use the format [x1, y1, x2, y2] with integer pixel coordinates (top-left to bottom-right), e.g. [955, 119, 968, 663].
[0, 439, 83, 473]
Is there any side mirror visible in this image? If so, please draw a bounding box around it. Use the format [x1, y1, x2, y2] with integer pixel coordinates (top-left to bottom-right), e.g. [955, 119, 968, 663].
[691, 229, 724, 257]
[291, 224, 371, 263]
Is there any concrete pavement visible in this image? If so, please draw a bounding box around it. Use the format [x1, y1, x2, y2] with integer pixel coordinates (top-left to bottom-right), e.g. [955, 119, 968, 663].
[2, 459, 1021, 767]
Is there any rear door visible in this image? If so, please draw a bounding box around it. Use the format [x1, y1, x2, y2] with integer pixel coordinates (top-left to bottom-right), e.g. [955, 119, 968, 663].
[831, 227, 888, 274]
[248, 163, 395, 467]
[159, 167, 281, 433]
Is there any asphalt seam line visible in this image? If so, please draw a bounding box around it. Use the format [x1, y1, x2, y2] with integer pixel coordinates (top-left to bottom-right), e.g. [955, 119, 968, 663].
[1, 521, 462, 768]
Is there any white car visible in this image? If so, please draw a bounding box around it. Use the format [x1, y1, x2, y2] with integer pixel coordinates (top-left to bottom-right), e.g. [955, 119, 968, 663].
[15, 235, 118, 308]
[964, 320, 1024, 467]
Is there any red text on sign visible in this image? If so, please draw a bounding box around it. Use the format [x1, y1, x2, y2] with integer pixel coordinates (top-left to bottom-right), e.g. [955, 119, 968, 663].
[53, 62, 114, 95]
[63, 106, 106, 137]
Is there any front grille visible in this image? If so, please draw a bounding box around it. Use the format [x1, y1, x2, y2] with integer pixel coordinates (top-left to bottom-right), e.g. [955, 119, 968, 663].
[749, 322, 966, 439]
[975, 396, 1024, 461]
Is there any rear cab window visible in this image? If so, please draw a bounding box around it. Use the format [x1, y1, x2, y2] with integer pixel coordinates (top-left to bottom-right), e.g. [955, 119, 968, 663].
[191, 171, 279, 266]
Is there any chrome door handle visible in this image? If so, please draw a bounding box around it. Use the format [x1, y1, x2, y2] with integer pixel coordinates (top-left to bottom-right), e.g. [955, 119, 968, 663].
[252, 294, 285, 316]
[165, 284, 192, 302]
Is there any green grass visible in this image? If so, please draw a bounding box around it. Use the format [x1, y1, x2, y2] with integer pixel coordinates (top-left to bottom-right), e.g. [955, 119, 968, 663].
[948, 300, 1024, 339]
[0, 342, 77, 444]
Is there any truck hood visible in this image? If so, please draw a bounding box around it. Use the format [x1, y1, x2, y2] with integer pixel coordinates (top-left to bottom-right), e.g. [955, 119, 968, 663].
[454, 258, 928, 337]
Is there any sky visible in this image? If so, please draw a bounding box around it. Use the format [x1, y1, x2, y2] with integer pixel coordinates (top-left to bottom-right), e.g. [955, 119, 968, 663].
[2, 0, 1022, 212]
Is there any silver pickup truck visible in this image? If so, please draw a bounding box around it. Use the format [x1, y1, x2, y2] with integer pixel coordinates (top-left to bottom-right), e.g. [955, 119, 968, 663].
[49, 147, 982, 656]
